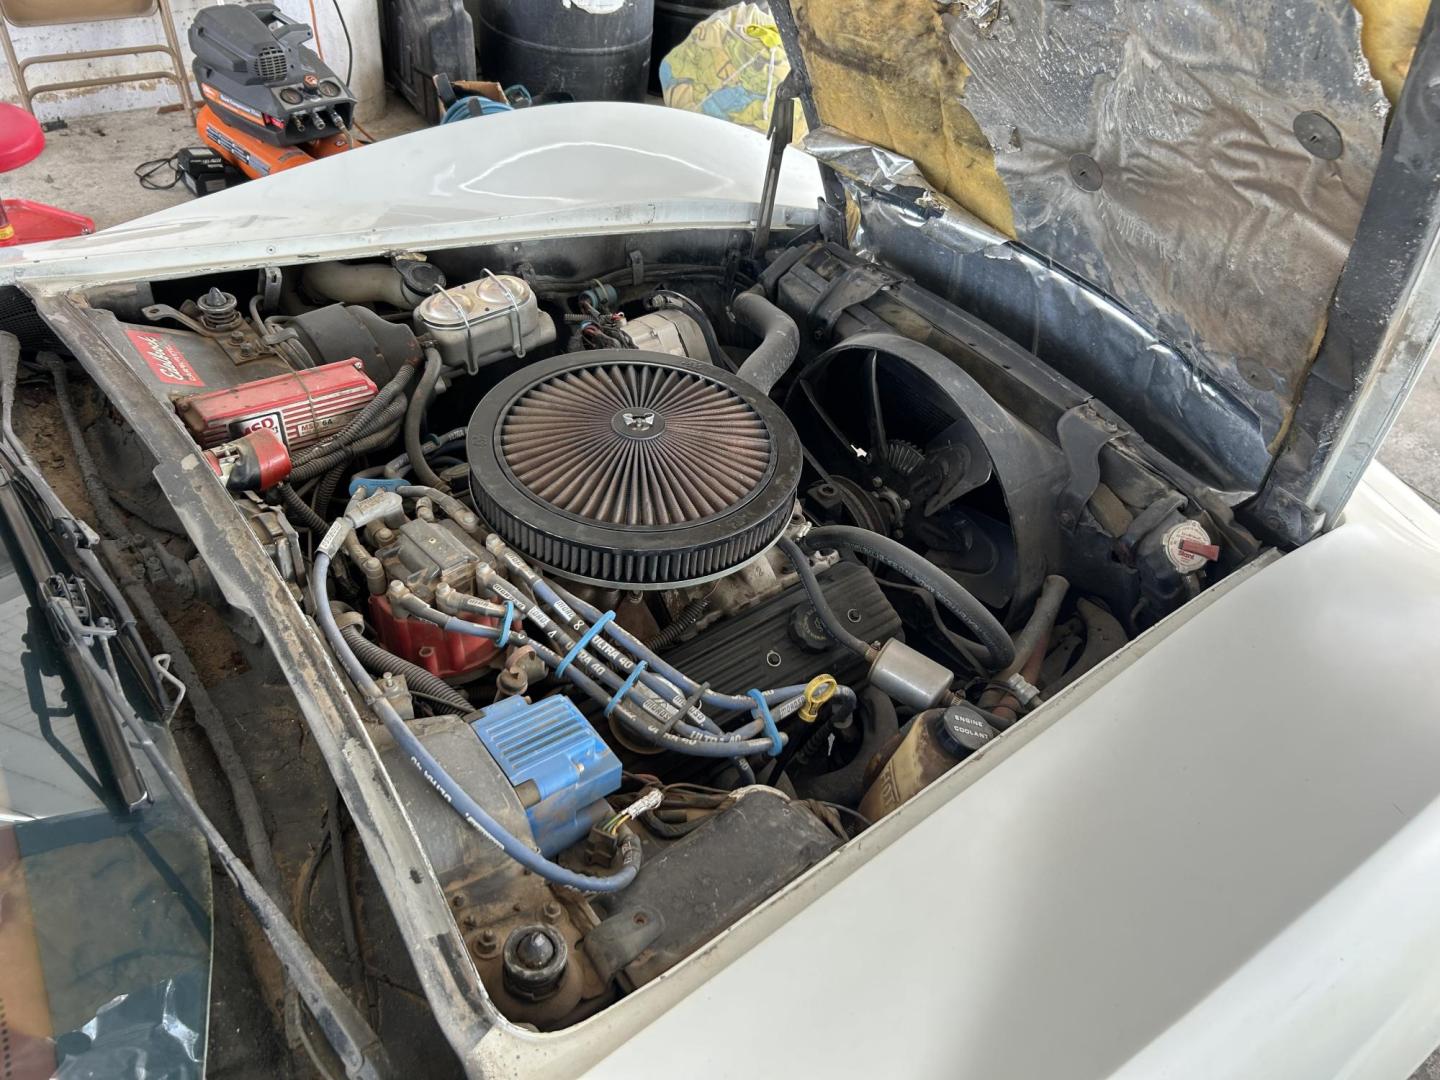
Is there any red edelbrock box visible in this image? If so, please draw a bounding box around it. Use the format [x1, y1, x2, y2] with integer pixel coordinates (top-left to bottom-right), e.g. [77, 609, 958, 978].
[174, 359, 378, 450]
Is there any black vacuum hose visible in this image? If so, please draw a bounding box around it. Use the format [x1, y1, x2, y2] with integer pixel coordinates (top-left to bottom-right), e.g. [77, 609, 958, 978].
[275, 482, 328, 531]
[406, 348, 446, 490]
[777, 537, 872, 659]
[801, 525, 1016, 671]
[338, 619, 472, 712]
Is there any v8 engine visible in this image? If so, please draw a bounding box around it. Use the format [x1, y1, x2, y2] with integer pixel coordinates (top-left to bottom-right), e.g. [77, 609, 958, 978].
[62, 234, 1249, 1032]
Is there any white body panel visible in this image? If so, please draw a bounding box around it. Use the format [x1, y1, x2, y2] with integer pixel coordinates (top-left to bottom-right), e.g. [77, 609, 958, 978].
[0, 102, 823, 289]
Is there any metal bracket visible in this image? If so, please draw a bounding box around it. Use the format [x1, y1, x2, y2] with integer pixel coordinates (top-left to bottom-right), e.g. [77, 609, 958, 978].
[582, 906, 666, 984]
[1055, 404, 1120, 530]
[805, 263, 903, 341]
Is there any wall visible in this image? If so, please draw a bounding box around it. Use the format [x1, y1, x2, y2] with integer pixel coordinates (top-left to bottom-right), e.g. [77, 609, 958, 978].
[0, 0, 384, 121]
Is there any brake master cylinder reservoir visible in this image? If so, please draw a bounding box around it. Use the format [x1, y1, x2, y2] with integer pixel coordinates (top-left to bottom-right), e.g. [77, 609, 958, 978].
[414, 274, 556, 372]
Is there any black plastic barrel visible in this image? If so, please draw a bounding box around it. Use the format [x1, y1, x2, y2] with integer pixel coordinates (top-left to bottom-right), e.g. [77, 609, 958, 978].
[650, 0, 731, 95]
[477, 0, 655, 104]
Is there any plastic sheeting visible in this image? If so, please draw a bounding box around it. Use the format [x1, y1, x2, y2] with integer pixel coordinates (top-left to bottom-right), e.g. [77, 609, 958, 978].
[659, 2, 808, 137]
[52, 971, 206, 1080]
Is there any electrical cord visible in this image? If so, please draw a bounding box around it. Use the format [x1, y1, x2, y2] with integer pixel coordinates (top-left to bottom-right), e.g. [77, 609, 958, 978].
[329, 0, 354, 85]
[134, 153, 182, 190]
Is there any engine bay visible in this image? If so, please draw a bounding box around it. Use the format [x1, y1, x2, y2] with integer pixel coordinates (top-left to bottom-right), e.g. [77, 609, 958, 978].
[41, 226, 1262, 1033]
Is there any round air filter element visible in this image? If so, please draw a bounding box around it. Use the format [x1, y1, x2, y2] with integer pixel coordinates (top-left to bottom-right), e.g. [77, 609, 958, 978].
[468, 350, 801, 588]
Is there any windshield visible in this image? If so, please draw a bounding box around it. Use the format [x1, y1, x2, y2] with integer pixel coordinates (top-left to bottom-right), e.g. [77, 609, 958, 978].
[0, 517, 210, 1080]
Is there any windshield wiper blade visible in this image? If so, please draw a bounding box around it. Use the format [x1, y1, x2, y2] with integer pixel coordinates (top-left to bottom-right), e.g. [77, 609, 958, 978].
[39, 571, 151, 811]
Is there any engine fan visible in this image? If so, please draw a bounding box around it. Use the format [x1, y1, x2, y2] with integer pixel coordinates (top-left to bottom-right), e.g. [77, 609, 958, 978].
[467, 350, 802, 589]
[784, 332, 1063, 616]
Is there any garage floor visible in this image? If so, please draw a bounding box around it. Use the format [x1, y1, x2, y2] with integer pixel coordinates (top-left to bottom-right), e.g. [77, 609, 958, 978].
[7, 98, 1434, 510]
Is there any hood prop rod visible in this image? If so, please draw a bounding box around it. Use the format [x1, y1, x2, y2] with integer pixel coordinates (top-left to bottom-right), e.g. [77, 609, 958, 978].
[751, 75, 798, 260]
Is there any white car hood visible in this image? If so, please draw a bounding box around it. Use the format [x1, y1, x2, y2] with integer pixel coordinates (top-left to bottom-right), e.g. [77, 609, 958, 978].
[0, 102, 822, 288]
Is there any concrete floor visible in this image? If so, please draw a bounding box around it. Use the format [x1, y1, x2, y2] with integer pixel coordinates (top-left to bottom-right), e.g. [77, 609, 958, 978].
[7, 98, 1436, 508]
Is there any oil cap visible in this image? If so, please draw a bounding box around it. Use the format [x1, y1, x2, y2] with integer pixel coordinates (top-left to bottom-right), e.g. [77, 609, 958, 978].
[932, 704, 996, 759]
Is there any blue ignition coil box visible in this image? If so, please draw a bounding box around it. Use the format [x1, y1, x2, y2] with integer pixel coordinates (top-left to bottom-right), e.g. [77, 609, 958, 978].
[468, 695, 622, 856]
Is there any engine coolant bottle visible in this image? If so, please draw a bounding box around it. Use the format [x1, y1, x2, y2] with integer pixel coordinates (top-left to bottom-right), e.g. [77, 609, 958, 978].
[859, 704, 995, 820]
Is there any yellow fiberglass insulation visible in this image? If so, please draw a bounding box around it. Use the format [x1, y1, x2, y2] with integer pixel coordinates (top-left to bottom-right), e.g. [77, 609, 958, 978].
[790, 0, 1016, 237]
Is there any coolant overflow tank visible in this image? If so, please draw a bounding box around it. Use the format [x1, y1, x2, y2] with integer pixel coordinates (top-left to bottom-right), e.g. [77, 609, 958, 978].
[414, 274, 556, 373]
[468, 695, 621, 855]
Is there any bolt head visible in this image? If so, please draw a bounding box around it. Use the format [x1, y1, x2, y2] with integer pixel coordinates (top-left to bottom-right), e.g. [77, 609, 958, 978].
[515, 930, 556, 969]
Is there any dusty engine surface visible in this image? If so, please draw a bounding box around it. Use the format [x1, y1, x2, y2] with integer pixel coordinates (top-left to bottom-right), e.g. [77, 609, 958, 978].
[73, 239, 1249, 1034]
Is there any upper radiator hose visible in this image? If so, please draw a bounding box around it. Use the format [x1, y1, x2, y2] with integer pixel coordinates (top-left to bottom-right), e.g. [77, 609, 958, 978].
[733, 289, 800, 394]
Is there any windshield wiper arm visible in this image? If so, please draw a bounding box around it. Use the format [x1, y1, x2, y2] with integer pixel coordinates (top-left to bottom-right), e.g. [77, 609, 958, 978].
[0, 473, 151, 810]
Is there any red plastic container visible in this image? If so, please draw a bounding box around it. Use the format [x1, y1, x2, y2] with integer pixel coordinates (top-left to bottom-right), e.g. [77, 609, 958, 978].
[0, 198, 95, 245]
[0, 103, 97, 245]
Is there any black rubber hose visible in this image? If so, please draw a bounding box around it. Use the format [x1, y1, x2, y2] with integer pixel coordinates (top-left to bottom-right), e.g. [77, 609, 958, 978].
[801, 525, 1016, 671]
[311, 462, 345, 520]
[338, 620, 471, 711]
[733, 288, 800, 393]
[292, 362, 415, 471]
[289, 398, 407, 482]
[276, 482, 329, 531]
[645, 595, 709, 651]
[776, 537, 871, 659]
[406, 348, 446, 490]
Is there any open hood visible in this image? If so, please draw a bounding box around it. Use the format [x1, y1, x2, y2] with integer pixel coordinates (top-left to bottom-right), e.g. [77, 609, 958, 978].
[772, 0, 1440, 545]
